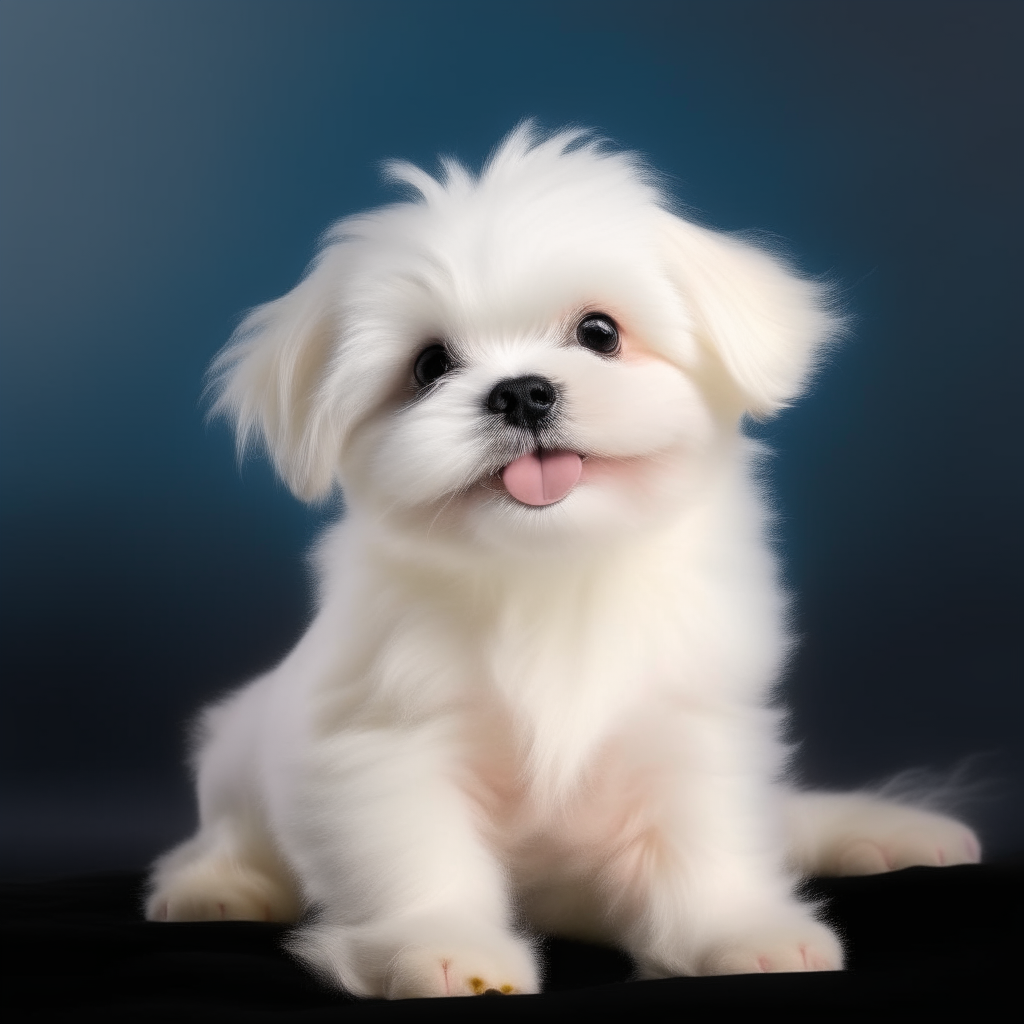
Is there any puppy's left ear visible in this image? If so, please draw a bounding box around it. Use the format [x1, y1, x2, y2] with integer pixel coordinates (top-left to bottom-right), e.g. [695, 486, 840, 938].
[659, 211, 840, 417]
[209, 253, 343, 501]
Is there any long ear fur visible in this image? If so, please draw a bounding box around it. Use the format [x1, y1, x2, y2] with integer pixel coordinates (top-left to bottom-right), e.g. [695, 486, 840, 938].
[209, 253, 342, 501]
[659, 211, 841, 417]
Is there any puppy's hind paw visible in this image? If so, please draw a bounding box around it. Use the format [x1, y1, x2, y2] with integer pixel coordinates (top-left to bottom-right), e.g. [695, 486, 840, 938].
[146, 858, 300, 923]
[832, 812, 981, 876]
[790, 793, 982, 877]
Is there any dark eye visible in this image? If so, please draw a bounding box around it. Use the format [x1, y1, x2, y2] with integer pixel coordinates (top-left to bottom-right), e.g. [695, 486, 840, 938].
[413, 343, 453, 387]
[576, 314, 620, 355]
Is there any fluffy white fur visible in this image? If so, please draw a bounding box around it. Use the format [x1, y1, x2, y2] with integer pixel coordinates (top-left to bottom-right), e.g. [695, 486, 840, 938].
[147, 126, 980, 997]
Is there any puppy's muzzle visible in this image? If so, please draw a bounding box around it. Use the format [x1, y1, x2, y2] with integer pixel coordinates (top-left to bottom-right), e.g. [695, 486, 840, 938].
[485, 375, 558, 430]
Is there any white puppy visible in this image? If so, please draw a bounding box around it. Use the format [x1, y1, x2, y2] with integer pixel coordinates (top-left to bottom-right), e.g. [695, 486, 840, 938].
[147, 126, 980, 998]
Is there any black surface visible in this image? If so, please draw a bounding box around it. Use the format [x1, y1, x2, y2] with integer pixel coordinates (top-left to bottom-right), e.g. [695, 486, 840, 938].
[2, 865, 1020, 1021]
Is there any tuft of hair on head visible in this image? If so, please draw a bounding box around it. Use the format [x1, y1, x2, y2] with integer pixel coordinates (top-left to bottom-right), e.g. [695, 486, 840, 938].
[380, 158, 449, 205]
[381, 119, 660, 214]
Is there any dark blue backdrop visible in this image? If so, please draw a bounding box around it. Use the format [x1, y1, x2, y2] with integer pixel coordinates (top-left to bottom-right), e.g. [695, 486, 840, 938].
[1, 0, 1021, 876]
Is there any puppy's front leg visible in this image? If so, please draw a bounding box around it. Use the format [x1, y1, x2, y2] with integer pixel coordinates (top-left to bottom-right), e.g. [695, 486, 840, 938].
[614, 733, 843, 977]
[286, 724, 538, 999]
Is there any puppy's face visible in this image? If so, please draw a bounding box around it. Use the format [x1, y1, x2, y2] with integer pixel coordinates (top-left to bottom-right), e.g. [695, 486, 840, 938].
[341, 245, 717, 552]
[212, 129, 835, 556]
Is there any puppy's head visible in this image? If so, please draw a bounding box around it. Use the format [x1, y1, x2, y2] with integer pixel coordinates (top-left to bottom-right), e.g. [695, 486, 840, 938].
[212, 126, 838, 554]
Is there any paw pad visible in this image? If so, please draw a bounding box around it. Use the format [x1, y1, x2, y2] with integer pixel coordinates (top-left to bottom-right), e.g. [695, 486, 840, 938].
[468, 976, 514, 995]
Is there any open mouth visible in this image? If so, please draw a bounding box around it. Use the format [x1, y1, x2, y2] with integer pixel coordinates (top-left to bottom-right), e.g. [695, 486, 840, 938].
[500, 450, 583, 506]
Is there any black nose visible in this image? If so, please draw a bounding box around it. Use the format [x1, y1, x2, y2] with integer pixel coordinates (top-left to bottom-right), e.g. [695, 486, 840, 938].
[485, 375, 558, 429]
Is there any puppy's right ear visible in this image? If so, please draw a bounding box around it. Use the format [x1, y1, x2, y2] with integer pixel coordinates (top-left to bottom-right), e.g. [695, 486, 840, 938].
[209, 252, 343, 501]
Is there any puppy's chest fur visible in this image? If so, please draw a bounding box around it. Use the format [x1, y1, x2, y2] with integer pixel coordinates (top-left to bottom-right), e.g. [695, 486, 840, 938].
[459, 702, 672, 886]
[320, 525, 780, 871]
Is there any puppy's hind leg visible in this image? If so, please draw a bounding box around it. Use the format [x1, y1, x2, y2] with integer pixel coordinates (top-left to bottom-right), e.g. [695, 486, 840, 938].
[784, 791, 981, 877]
[146, 685, 302, 923]
[604, 717, 845, 978]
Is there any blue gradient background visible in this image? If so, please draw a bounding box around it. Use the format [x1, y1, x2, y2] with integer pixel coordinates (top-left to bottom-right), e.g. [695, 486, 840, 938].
[1, 0, 1021, 875]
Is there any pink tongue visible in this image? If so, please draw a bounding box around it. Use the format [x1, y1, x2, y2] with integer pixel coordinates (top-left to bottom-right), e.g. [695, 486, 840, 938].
[501, 450, 583, 506]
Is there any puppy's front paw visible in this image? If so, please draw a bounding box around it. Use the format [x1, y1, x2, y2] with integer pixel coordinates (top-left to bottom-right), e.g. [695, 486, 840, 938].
[697, 918, 844, 975]
[290, 917, 540, 998]
[382, 942, 534, 999]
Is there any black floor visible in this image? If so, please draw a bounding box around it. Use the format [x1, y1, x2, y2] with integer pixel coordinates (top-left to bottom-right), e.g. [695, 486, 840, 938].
[3, 865, 1021, 1021]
